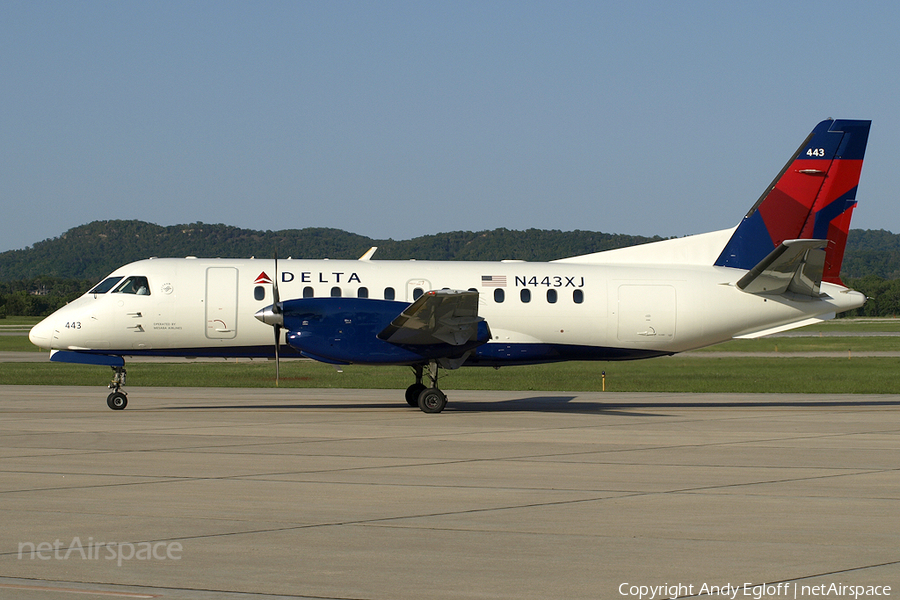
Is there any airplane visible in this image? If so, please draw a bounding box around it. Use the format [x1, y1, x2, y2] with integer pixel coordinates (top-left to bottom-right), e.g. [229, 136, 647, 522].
[29, 118, 871, 413]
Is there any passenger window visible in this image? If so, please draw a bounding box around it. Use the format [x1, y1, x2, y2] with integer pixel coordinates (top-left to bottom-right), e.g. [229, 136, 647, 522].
[254, 286, 266, 301]
[384, 287, 395, 300]
[573, 289, 584, 304]
[89, 276, 124, 295]
[303, 287, 314, 298]
[547, 289, 557, 304]
[331, 287, 341, 298]
[114, 276, 151, 295]
[520, 289, 531, 303]
[358, 287, 369, 298]
[494, 289, 505, 303]
[413, 288, 424, 300]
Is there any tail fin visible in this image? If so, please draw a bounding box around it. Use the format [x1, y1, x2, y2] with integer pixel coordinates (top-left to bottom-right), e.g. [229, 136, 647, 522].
[715, 118, 871, 285]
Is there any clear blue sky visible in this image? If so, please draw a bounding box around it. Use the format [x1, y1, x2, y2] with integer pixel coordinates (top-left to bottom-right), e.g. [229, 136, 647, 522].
[2, 1, 897, 253]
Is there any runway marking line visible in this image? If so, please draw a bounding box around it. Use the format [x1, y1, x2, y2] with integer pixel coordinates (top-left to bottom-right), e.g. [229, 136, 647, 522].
[0, 582, 158, 598]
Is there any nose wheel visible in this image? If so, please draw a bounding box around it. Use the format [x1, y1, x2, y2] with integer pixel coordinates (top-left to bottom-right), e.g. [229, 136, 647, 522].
[107, 366, 128, 410]
[107, 391, 127, 410]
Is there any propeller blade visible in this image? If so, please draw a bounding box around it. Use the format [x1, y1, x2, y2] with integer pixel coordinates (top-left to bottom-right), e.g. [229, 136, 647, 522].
[273, 249, 281, 386]
[273, 250, 281, 312]
[274, 323, 281, 387]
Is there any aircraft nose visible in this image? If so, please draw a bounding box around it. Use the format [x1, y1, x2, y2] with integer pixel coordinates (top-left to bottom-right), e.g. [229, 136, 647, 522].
[29, 319, 54, 349]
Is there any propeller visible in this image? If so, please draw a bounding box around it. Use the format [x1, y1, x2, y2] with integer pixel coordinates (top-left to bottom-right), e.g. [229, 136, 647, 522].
[253, 251, 286, 386]
[273, 250, 282, 386]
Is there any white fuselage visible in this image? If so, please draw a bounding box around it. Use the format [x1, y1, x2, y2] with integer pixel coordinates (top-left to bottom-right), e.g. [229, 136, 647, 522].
[29, 255, 865, 362]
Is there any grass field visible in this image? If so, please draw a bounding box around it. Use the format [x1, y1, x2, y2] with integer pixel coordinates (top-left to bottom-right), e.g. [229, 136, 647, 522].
[691, 336, 900, 353]
[2, 356, 899, 394]
[0, 316, 42, 326]
[0, 336, 42, 351]
[0, 316, 41, 351]
[2, 317, 899, 394]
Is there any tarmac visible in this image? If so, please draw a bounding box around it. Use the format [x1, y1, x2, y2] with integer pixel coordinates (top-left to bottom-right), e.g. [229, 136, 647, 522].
[0, 386, 898, 599]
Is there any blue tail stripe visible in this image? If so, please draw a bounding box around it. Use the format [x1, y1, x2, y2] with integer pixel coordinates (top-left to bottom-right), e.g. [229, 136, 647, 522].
[716, 210, 774, 270]
[832, 120, 870, 160]
[812, 192, 857, 240]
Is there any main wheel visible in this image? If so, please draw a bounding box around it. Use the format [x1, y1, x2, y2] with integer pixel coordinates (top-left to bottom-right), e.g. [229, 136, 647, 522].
[417, 388, 447, 414]
[405, 383, 427, 407]
[107, 391, 127, 410]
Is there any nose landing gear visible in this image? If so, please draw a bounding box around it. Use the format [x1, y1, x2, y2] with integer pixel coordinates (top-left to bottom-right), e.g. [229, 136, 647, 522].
[107, 366, 128, 410]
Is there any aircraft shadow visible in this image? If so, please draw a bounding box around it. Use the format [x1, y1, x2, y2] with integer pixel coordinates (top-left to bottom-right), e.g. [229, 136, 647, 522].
[162, 394, 900, 416]
[163, 396, 655, 416]
[443, 396, 900, 414]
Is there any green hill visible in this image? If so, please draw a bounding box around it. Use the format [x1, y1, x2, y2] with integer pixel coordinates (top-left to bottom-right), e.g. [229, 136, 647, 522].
[2, 220, 898, 282]
[840, 229, 900, 279]
[0, 220, 662, 282]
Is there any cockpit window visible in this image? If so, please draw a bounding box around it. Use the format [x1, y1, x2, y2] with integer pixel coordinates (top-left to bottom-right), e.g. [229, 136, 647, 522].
[113, 276, 151, 295]
[88, 276, 124, 295]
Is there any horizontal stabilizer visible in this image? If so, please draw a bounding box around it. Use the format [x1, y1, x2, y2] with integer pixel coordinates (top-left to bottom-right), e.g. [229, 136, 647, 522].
[378, 289, 488, 346]
[736, 239, 827, 297]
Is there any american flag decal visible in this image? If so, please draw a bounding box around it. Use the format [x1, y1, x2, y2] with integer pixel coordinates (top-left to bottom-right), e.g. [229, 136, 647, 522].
[481, 275, 507, 287]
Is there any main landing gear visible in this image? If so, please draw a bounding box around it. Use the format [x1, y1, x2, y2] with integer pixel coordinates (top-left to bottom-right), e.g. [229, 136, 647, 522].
[107, 366, 128, 410]
[405, 362, 447, 414]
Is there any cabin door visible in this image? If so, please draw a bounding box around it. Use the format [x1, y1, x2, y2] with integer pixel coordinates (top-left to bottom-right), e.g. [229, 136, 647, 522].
[205, 267, 239, 339]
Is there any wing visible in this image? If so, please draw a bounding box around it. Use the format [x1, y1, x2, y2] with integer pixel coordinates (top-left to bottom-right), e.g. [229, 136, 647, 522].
[378, 289, 487, 346]
[269, 291, 490, 366]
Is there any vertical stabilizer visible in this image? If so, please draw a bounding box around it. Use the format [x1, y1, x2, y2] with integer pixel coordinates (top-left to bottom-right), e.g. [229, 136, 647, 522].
[715, 119, 870, 285]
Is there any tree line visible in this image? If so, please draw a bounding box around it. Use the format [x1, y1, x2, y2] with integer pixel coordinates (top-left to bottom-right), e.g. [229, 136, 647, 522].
[0, 277, 93, 318]
[0, 220, 665, 281]
[843, 276, 900, 317]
